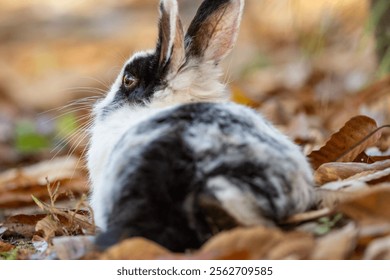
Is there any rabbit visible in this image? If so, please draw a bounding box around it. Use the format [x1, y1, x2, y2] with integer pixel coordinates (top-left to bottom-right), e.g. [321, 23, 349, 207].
[87, 0, 315, 252]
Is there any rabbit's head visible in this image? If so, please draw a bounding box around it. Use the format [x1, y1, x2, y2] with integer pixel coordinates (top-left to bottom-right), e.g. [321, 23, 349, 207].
[93, 0, 244, 119]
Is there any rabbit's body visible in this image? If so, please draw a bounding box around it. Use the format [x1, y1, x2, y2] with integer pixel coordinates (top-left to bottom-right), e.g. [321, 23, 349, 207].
[90, 102, 313, 251]
[87, 0, 314, 251]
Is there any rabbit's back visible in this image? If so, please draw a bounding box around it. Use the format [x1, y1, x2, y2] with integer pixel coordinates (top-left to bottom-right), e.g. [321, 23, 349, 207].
[94, 102, 314, 251]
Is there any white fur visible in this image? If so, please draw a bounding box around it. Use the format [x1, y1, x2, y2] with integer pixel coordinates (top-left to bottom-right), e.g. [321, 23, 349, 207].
[87, 106, 163, 228]
[89, 112, 169, 229]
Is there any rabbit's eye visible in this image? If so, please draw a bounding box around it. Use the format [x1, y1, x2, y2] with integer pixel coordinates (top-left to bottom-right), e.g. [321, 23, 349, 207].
[122, 74, 136, 89]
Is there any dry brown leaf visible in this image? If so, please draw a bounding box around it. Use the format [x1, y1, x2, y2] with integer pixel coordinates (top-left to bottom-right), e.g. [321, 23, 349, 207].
[364, 235, 390, 260]
[35, 215, 64, 241]
[311, 223, 358, 260]
[1, 214, 46, 239]
[0, 156, 88, 208]
[199, 227, 283, 260]
[99, 237, 170, 260]
[320, 169, 390, 191]
[338, 186, 390, 224]
[0, 240, 15, 252]
[322, 76, 390, 133]
[315, 160, 390, 185]
[266, 231, 314, 260]
[283, 208, 331, 224]
[351, 75, 390, 110]
[199, 226, 314, 260]
[316, 189, 370, 209]
[32, 194, 95, 241]
[354, 223, 390, 260]
[285, 112, 315, 144]
[308, 116, 382, 170]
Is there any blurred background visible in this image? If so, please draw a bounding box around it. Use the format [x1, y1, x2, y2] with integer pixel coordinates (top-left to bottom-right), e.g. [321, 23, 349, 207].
[0, 0, 389, 171]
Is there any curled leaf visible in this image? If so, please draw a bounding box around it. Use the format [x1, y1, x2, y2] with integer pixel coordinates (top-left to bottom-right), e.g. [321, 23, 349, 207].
[308, 116, 382, 170]
[315, 159, 390, 185]
[320, 169, 390, 191]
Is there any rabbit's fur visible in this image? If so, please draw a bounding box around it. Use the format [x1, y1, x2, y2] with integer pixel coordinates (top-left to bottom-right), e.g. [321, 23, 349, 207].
[87, 0, 314, 252]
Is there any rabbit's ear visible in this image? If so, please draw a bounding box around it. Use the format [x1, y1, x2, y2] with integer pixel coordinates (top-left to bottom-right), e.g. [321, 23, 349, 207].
[185, 0, 244, 64]
[156, 0, 185, 75]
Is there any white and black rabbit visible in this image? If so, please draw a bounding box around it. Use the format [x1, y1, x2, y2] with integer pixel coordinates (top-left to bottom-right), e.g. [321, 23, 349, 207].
[87, 0, 314, 252]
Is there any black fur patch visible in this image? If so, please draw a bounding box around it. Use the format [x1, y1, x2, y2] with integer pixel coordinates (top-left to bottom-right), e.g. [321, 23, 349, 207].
[97, 128, 205, 251]
[100, 52, 168, 119]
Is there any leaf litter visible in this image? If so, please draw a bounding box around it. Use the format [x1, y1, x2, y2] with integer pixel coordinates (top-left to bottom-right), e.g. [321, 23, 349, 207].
[1, 177, 95, 259]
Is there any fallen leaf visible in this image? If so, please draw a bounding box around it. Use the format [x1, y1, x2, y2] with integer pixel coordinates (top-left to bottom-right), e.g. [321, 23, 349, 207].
[1, 214, 46, 239]
[315, 159, 390, 184]
[364, 235, 390, 260]
[199, 226, 314, 260]
[266, 231, 314, 260]
[285, 112, 313, 144]
[316, 189, 369, 209]
[98, 238, 171, 260]
[283, 208, 332, 224]
[199, 227, 282, 260]
[338, 186, 390, 224]
[320, 169, 390, 191]
[308, 116, 382, 170]
[33, 194, 95, 242]
[0, 240, 15, 252]
[311, 223, 358, 259]
[0, 156, 88, 208]
[35, 215, 64, 241]
[351, 75, 390, 109]
[354, 224, 390, 260]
